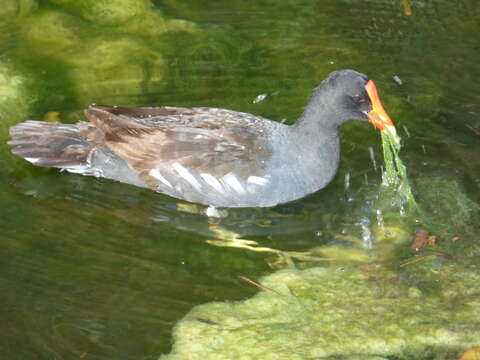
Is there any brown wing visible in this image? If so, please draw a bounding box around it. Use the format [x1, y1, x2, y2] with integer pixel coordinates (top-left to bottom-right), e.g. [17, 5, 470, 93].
[84, 105, 272, 198]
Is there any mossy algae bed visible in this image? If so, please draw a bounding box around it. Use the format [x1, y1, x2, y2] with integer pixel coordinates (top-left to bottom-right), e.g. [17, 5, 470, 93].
[162, 261, 480, 360]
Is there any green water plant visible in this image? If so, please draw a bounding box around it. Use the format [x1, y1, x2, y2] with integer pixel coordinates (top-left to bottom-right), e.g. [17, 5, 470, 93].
[161, 262, 480, 360]
[0, 0, 37, 23]
[48, 0, 152, 25]
[380, 127, 417, 211]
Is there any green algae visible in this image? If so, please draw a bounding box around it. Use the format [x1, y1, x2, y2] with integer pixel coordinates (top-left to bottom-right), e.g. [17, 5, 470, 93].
[380, 128, 416, 212]
[65, 37, 166, 105]
[0, 60, 33, 124]
[0, 60, 36, 174]
[10, 5, 202, 108]
[415, 177, 480, 241]
[162, 262, 480, 360]
[48, 0, 151, 25]
[118, 9, 199, 38]
[0, 60, 34, 178]
[0, 0, 37, 23]
[19, 10, 85, 58]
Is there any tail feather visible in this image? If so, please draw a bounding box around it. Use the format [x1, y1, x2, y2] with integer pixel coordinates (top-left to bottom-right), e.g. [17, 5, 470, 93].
[8, 121, 93, 170]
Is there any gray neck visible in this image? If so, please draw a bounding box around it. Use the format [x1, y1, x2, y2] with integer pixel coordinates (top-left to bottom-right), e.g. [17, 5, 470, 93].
[291, 85, 343, 138]
[292, 110, 339, 144]
[287, 87, 341, 190]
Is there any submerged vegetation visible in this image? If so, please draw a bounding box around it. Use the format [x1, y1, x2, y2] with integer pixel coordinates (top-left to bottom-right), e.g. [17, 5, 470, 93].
[380, 128, 417, 211]
[163, 262, 480, 360]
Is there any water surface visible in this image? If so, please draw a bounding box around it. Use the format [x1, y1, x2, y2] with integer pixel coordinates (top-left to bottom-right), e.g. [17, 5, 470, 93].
[0, 0, 479, 358]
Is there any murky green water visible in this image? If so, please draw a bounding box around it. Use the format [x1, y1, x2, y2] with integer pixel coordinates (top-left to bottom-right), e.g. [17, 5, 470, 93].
[0, 0, 479, 359]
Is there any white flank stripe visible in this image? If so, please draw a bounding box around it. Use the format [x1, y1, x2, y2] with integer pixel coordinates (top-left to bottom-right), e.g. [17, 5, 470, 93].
[64, 165, 89, 174]
[172, 162, 202, 191]
[149, 168, 172, 188]
[247, 175, 269, 186]
[200, 173, 224, 193]
[222, 172, 246, 194]
[24, 157, 40, 164]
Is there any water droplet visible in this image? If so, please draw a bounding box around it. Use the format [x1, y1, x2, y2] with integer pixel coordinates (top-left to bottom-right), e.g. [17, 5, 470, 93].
[364, 174, 369, 185]
[253, 93, 268, 104]
[357, 218, 373, 250]
[376, 209, 385, 228]
[393, 75, 403, 85]
[344, 172, 350, 191]
[369, 147, 377, 171]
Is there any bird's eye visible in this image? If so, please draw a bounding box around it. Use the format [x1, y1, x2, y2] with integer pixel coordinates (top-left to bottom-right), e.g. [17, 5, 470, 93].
[351, 95, 366, 103]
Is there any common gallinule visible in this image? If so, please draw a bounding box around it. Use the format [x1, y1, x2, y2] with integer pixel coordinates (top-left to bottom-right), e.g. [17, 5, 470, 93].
[9, 70, 394, 208]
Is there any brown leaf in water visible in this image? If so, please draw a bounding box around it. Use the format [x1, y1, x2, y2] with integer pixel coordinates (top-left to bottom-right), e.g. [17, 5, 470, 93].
[426, 235, 436, 246]
[401, 0, 412, 16]
[459, 347, 480, 360]
[411, 229, 437, 251]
